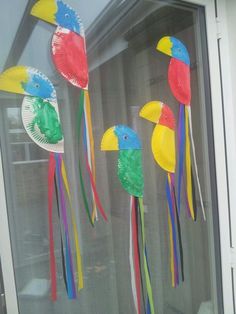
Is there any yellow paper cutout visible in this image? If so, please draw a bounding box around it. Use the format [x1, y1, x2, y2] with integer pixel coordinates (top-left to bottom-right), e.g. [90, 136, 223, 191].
[31, 0, 57, 25]
[156, 36, 173, 57]
[0, 66, 28, 95]
[139, 101, 163, 123]
[101, 127, 118, 151]
[151, 125, 175, 173]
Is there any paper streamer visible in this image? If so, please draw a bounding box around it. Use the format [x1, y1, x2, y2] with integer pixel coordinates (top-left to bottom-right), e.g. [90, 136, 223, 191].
[61, 157, 84, 291]
[55, 153, 76, 299]
[48, 153, 57, 301]
[187, 106, 206, 220]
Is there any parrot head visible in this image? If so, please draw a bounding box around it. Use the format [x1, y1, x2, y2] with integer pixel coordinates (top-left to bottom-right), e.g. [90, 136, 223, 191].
[31, 0, 84, 36]
[101, 125, 142, 151]
[0, 66, 56, 100]
[140, 101, 176, 173]
[156, 36, 190, 66]
[139, 101, 175, 130]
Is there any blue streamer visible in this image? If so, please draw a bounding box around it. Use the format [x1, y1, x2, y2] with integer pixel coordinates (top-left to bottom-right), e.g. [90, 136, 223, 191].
[177, 104, 185, 213]
[166, 176, 179, 285]
[145, 247, 152, 314]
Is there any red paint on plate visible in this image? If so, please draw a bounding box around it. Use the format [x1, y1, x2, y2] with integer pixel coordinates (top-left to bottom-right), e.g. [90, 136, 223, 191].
[168, 58, 191, 106]
[52, 29, 88, 89]
[159, 105, 176, 130]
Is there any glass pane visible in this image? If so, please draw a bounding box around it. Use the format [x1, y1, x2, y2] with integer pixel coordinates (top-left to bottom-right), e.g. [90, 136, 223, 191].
[0, 1, 222, 314]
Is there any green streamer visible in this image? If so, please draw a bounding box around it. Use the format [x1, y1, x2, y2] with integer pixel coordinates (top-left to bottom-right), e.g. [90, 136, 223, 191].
[138, 197, 155, 314]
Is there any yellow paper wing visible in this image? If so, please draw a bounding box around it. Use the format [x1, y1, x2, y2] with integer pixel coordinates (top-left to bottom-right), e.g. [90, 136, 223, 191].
[151, 125, 175, 173]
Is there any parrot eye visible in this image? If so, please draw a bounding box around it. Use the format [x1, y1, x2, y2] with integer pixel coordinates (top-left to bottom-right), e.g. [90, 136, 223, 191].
[123, 135, 128, 140]
[34, 83, 40, 88]
[65, 13, 70, 18]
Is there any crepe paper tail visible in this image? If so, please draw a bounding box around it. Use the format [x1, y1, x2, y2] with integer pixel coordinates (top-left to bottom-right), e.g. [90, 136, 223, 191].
[54, 177, 68, 294]
[82, 109, 108, 222]
[187, 106, 206, 221]
[78, 90, 94, 226]
[177, 104, 185, 215]
[170, 173, 184, 282]
[61, 157, 84, 291]
[55, 153, 76, 299]
[84, 90, 98, 222]
[82, 112, 94, 223]
[191, 167, 198, 222]
[146, 298, 151, 314]
[48, 153, 57, 301]
[130, 196, 142, 314]
[138, 198, 155, 314]
[184, 106, 195, 221]
[166, 173, 179, 287]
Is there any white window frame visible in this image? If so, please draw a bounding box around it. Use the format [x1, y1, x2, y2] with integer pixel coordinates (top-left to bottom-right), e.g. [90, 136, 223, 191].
[0, 0, 234, 313]
[178, 0, 235, 313]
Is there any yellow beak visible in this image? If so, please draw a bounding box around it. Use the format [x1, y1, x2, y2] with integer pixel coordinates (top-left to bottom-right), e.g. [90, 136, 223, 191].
[139, 101, 163, 124]
[156, 36, 173, 57]
[31, 0, 58, 25]
[101, 127, 119, 151]
[0, 66, 28, 95]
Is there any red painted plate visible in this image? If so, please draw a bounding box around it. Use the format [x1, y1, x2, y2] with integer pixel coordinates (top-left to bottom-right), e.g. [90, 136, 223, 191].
[52, 27, 89, 90]
[168, 58, 191, 105]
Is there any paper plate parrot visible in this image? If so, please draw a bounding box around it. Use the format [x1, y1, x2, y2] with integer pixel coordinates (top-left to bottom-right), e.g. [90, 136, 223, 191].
[0, 66, 83, 300]
[101, 125, 155, 314]
[31, 0, 107, 225]
[157, 36, 206, 221]
[140, 100, 184, 287]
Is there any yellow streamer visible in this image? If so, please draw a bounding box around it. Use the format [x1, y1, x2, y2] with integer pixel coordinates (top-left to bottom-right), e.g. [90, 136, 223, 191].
[185, 107, 195, 220]
[84, 90, 97, 222]
[61, 159, 84, 291]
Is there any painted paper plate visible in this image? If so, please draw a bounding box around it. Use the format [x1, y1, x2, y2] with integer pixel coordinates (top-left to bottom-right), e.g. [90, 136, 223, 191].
[0, 66, 56, 100]
[151, 125, 176, 173]
[168, 58, 191, 106]
[22, 96, 64, 153]
[52, 27, 89, 89]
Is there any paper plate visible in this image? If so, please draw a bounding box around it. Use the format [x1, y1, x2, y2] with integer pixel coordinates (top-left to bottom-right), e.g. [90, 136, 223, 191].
[151, 125, 176, 173]
[168, 58, 191, 106]
[52, 27, 89, 89]
[22, 96, 64, 153]
[0, 66, 56, 100]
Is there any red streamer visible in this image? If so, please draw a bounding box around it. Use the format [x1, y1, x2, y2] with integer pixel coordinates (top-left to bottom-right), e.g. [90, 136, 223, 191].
[132, 196, 141, 314]
[48, 153, 57, 301]
[84, 153, 108, 222]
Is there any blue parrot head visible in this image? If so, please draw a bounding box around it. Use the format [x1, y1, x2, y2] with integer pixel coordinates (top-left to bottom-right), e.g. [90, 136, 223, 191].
[156, 36, 190, 66]
[101, 125, 142, 151]
[0, 66, 56, 100]
[31, 0, 84, 36]
[22, 69, 56, 99]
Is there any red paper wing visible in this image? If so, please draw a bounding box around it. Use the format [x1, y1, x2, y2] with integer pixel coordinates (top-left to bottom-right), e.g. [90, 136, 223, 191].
[52, 27, 88, 90]
[168, 58, 191, 106]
